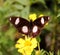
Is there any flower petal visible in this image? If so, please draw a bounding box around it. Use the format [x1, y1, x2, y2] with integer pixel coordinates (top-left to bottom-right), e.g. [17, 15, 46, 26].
[29, 14, 37, 21]
[15, 36, 38, 55]
[31, 38, 37, 48]
[17, 38, 25, 44]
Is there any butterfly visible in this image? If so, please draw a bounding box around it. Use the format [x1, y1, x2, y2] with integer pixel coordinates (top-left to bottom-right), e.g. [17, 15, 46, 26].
[9, 16, 50, 37]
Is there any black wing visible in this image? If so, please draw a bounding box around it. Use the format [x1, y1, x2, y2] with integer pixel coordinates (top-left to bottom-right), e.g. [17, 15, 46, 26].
[9, 17, 30, 35]
[32, 16, 50, 37]
[34, 16, 50, 27]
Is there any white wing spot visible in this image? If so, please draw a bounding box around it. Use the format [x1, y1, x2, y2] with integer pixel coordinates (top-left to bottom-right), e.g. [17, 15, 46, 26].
[32, 26, 38, 33]
[10, 17, 11, 20]
[48, 17, 50, 20]
[15, 18, 20, 25]
[22, 26, 28, 33]
[41, 17, 44, 24]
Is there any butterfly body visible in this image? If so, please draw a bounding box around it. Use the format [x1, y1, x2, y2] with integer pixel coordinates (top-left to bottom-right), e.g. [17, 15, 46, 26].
[9, 16, 50, 37]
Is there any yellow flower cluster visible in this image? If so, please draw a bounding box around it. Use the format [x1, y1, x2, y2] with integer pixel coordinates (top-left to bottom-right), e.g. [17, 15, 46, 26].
[15, 36, 37, 55]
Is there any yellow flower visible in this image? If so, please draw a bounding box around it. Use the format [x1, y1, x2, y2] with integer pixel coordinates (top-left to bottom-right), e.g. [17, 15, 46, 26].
[36, 50, 40, 55]
[45, 23, 48, 25]
[29, 13, 37, 21]
[15, 36, 37, 55]
[38, 14, 44, 17]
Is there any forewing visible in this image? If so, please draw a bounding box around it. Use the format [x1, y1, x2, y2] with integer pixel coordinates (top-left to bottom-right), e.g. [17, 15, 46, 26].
[33, 16, 50, 28]
[9, 17, 30, 35]
[32, 16, 50, 37]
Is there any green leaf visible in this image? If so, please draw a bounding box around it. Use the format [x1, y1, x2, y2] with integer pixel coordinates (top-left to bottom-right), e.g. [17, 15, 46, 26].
[31, 50, 35, 55]
[36, 36, 41, 42]
[3, 0, 14, 7]
[40, 49, 49, 55]
[58, 0, 60, 4]
[4, 11, 21, 18]
[16, 0, 30, 5]
[38, 0, 45, 4]
[0, 51, 3, 55]
[57, 13, 60, 17]
[13, 4, 24, 10]
[49, 52, 54, 55]
[30, 0, 45, 5]
[57, 50, 60, 55]
[20, 6, 30, 19]
[5, 27, 15, 40]
[0, 36, 8, 45]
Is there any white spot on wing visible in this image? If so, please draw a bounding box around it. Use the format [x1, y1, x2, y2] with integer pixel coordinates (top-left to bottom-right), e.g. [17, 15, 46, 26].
[48, 17, 50, 20]
[32, 26, 38, 33]
[10, 18, 11, 20]
[22, 26, 28, 33]
[41, 17, 44, 24]
[15, 18, 20, 25]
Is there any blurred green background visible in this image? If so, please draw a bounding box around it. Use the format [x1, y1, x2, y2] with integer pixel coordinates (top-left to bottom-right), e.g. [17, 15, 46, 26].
[0, 0, 60, 55]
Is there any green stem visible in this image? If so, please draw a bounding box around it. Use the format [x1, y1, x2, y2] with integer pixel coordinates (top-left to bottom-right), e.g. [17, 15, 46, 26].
[37, 42, 40, 51]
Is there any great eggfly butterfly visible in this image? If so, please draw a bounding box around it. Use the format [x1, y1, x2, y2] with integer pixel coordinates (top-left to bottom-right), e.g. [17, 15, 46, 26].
[9, 16, 50, 37]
